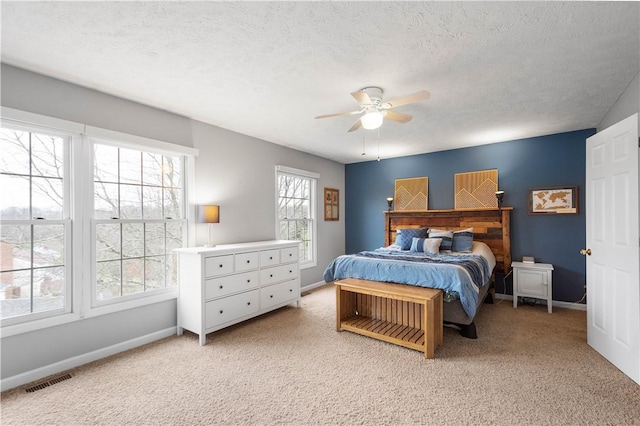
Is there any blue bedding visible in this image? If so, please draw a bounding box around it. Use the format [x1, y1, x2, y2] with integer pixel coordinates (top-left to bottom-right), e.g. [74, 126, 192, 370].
[323, 249, 491, 318]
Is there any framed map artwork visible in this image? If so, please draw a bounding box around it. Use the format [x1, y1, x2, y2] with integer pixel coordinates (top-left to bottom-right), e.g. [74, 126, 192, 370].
[528, 186, 578, 214]
[324, 187, 339, 221]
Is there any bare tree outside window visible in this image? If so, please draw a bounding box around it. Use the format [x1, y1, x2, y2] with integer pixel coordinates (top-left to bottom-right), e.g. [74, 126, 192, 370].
[93, 143, 184, 303]
[0, 127, 68, 320]
[277, 172, 314, 263]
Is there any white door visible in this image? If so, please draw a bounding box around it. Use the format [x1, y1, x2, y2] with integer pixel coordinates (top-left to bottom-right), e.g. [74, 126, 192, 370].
[585, 113, 639, 385]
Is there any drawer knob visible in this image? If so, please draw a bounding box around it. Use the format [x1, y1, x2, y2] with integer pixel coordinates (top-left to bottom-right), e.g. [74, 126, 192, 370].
[247, 302, 251, 306]
[269, 256, 273, 260]
[246, 260, 250, 263]
[247, 279, 251, 283]
[219, 264, 223, 268]
[289, 253, 292, 257]
[219, 310, 223, 314]
[270, 295, 273, 298]
[219, 285, 223, 289]
[289, 270, 292, 273]
[289, 289, 292, 292]
[270, 274, 273, 278]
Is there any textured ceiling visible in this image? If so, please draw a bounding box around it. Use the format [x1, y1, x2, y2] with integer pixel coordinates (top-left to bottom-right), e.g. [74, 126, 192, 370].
[1, 2, 639, 164]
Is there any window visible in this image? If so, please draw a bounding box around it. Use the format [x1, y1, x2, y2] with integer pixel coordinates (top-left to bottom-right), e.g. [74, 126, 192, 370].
[92, 141, 186, 305]
[0, 108, 197, 330]
[276, 165, 318, 268]
[0, 124, 71, 323]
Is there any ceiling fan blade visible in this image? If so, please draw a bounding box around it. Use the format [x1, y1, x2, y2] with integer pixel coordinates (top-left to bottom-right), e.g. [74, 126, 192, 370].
[384, 110, 413, 123]
[384, 90, 430, 109]
[315, 110, 362, 119]
[351, 90, 373, 106]
[347, 119, 363, 132]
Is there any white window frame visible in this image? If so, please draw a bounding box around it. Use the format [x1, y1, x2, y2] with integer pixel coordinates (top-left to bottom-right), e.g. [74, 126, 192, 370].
[0, 107, 198, 335]
[0, 108, 83, 334]
[84, 127, 196, 316]
[275, 165, 318, 269]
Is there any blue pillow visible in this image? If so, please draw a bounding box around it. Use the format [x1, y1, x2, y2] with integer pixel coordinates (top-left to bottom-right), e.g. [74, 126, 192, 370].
[452, 228, 474, 252]
[428, 229, 454, 252]
[410, 237, 427, 252]
[396, 227, 428, 250]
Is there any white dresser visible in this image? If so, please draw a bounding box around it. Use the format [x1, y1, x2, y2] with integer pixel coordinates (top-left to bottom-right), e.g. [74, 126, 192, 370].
[175, 240, 300, 345]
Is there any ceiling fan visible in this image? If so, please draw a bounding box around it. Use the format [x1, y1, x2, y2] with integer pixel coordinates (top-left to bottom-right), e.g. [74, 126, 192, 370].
[315, 86, 430, 132]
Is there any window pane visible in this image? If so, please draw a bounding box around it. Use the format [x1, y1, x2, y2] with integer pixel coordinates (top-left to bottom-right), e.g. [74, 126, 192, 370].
[0, 270, 31, 319]
[0, 174, 30, 220]
[122, 258, 143, 295]
[163, 156, 181, 188]
[31, 133, 64, 178]
[166, 222, 183, 253]
[145, 256, 165, 290]
[166, 254, 177, 287]
[0, 128, 30, 174]
[142, 152, 163, 186]
[143, 186, 162, 219]
[145, 223, 164, 256]
[1, 224, 31, 271]
[94, 144, 118, 183]
[94, 182, 119, 219]
[120, 184, 142, 219]
[32, 266, 65, 313]
[122, 223, 144, 258]
[119, 148, 141, 184]
[96, 224, 121, 261]
[96, 260, 121, 300]
[33, 224, 64, 267]
[32, 177, 64, 219]
[164, 188, 182, 219]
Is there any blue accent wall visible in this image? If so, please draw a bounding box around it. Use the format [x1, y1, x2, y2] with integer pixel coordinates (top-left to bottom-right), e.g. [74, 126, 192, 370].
[345, 129, 595, 304]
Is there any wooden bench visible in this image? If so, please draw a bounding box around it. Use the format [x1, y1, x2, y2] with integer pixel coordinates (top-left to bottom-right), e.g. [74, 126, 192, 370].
[335, 278, 443, 358]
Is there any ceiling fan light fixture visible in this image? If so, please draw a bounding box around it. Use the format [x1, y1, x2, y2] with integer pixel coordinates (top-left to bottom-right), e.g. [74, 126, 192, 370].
[361, 111, 383, 130]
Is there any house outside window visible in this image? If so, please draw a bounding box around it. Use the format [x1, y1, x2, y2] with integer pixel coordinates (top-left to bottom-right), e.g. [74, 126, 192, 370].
[276, 165, 318, 269]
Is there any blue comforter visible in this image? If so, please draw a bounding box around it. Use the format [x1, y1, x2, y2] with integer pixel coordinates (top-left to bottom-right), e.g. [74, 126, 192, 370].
[323, 249, 491, 318]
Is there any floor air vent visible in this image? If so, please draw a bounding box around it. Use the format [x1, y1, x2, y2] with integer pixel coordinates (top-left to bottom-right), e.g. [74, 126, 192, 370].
[25, 373, 72, 393]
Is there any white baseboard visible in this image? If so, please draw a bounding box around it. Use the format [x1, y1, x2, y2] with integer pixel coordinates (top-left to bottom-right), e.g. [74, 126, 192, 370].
[301, 280, 329, 293]
[494, 293, 586, 311]
[1, 327, 177, 392]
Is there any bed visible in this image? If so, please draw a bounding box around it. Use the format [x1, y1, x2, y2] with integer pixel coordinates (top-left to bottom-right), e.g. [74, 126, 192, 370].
[324, 207, 512, 338]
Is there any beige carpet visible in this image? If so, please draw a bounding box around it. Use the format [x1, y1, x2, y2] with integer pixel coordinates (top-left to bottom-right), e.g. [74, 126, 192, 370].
[2, 284, 639, 425]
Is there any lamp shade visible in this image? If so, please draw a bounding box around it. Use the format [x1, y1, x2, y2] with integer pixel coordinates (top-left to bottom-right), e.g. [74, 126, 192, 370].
[361, 111, 383, 130]
[198, 205, 220, 223]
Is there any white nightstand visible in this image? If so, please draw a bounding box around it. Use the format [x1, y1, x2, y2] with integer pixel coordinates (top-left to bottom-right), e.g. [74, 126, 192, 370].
[511, 261, 554, 313]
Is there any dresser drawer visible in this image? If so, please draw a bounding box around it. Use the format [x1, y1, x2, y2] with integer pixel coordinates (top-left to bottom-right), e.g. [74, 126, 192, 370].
[260, 249, 280, 267]
[260, 263, 298, 286]
[235, 251, 259, 272]
[206, 290, 260, 328]
[280, 246, 298, 263]
[205, 270, 259, 300]
[261, 279, 299, 309]
[205, 255, 234, 277]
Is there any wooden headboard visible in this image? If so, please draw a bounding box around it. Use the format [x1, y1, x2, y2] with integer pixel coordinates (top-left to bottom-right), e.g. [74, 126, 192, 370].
[384, 207, 512, 274]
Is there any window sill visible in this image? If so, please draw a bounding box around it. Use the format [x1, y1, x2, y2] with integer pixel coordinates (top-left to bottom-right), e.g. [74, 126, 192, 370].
[1, 290, 177, 338]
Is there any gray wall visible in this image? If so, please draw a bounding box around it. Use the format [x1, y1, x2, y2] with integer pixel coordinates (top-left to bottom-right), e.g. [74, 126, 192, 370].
[0, 64, 345, 386]
[598, 71, 640, 132]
